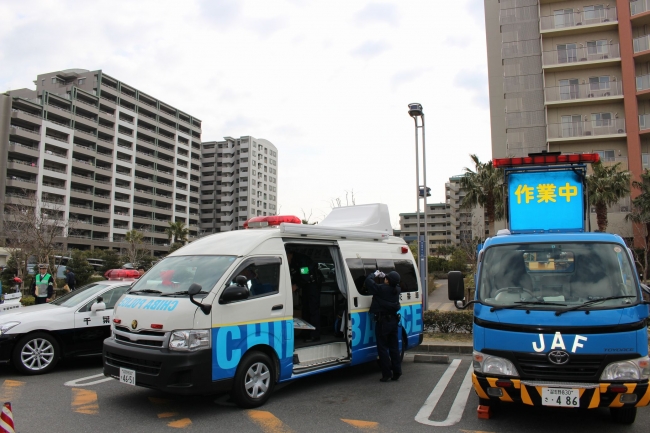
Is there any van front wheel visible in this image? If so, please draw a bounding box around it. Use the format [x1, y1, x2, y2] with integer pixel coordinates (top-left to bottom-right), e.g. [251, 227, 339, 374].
[231, 351, 276, 408]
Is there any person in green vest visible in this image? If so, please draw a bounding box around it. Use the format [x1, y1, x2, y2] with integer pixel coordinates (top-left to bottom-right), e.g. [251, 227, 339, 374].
[31, 264, 54, 304]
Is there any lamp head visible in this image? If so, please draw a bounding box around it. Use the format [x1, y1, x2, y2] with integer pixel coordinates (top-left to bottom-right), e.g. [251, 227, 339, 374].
[408, 102, 423, 118]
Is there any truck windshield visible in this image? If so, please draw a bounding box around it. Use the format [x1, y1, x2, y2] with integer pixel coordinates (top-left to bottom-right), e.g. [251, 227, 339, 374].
[129, 255, 236, 295]
[478, 242, 639, 310]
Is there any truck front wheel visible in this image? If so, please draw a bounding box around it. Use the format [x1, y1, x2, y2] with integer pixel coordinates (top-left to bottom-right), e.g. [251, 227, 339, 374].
[231, 351, 276, 408]
[610, 407, 636, 424]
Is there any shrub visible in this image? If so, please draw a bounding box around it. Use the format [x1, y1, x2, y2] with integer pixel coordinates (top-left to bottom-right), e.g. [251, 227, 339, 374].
[87, 276, 106, 284]
[21, 296, 35, 307]
[423, 310, 473, 334]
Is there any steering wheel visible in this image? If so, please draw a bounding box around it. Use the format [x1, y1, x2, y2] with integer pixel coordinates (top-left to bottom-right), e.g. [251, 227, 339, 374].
[494, 286, 535, 300]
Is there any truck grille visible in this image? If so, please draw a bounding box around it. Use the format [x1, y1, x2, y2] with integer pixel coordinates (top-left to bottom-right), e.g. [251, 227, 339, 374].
[113, 325, 167, 349]
[514, 353, 604, 381]
[105, 351, 162, 376]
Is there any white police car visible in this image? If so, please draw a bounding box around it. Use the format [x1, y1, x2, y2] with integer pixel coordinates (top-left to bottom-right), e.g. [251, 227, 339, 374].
[0, 274, 135, 375]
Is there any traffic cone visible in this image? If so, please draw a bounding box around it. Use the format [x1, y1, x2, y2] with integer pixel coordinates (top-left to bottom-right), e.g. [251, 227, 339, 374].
[0, 402, 15, 433]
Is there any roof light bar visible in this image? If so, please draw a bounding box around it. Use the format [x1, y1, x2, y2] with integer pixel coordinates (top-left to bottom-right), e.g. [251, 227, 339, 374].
[493, 153, 600, 168]
[244, 215, 302, 229]
[104, 269, 141, 280]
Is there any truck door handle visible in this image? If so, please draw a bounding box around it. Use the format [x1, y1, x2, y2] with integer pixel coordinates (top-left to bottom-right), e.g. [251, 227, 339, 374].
[272, 304, 283, 311]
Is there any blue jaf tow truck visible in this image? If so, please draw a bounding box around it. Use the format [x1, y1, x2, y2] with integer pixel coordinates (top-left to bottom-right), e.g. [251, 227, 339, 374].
[448, 152, 650, 424]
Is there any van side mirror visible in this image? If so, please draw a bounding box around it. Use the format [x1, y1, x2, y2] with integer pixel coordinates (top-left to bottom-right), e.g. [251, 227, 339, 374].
[220, 285, 250, 304]
[188, 283, 211, 315]
[448, 271, 465, 302]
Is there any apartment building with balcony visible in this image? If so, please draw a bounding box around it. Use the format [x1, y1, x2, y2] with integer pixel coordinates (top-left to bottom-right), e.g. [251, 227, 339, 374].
[397, 176, 487, 255]
[0, 68, 203, 256]
[484, 0, 650, 240]
[200, 136, 278, 234]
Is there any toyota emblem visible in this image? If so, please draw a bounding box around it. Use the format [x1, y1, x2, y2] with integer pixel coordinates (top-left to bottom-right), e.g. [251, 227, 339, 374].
[131, 320, 138, 330]
[548, 350, 570, 365]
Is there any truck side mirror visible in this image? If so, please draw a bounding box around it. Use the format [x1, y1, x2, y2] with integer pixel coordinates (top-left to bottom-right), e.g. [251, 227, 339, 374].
[448, 271, 465, 302]
[220, 285, 250, 304]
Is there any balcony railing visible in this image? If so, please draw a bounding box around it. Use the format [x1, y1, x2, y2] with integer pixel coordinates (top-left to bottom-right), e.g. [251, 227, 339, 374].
[542, 44, 620, 66]
[540, 7, 617, 31]
[545, 81, 622, 102]
[631, 0, 650, 16]
[547, 118, 626, 139]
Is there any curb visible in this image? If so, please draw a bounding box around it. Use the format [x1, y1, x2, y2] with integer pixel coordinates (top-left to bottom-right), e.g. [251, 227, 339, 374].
[409, 343, 473, 355]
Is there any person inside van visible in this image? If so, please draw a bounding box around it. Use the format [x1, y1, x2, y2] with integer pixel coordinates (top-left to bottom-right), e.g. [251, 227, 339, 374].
[235, 267, 266, 296]
[287, 248, 321, 342]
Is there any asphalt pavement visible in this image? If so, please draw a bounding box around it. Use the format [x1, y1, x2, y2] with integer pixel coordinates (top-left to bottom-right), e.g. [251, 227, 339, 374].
[2, 354, 650, 432]
[429, 279, 456, 311]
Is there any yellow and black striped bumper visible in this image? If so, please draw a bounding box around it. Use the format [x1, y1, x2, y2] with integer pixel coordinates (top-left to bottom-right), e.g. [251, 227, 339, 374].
[473, 374, 650, 408]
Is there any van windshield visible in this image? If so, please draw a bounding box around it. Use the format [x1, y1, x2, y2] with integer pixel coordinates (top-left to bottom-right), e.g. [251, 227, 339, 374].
[129, 255, 236, 296]
[478, 242, 639, 310]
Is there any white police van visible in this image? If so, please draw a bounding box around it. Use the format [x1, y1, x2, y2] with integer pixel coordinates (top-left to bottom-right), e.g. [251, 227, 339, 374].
[0, 275, 138, 375]
[103, 204, 424, 407]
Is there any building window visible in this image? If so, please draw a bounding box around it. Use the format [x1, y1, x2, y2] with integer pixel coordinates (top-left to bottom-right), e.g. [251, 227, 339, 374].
[559, 79, 579, 100]
[584, 5, 605, 21]
[594, 150, 615, 162]
[643, 153, 650, 169]
[553, 9, 574, 29]
[78, 78, 86, 85]
[591, 112, 612, 127]
[589, 76, 610, 91]
[586, 40, 608, 56]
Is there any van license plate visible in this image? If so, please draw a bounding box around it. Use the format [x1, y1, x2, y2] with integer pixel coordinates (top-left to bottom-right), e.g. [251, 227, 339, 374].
[119, 368, 136, 386]
[541, 388, 579, 407]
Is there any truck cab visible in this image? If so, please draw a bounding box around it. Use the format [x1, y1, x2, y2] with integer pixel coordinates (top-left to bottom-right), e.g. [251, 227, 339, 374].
[449, 153, 650, 424]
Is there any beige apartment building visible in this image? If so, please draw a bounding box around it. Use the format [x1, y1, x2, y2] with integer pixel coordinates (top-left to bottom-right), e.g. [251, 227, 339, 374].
[200, 137, 278, 233]
[483, 0, 650, 240]
[0, 69, 202, 256]
[398, 176, 487, 254]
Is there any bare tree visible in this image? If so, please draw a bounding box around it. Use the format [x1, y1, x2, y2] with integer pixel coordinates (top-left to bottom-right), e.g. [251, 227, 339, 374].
[329, 189, 357, 208]
[123, 229, 150, 266]
[3, 192, 75, 278]
[300, 208, 315, 225]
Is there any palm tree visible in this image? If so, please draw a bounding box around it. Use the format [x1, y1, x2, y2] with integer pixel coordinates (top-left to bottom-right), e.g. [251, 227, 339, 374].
[164, 221, 189, 246]
[460, 155, 504, 236]
[587, 162, 630, 232]
[626, 170, 650, 280]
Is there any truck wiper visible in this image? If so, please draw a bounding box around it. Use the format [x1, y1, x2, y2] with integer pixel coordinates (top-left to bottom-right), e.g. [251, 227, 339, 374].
[160, 290, 209, 297]
[490, 301, 567, 312]
[555, 296, 636, 316]
[128, 289, 163, 295]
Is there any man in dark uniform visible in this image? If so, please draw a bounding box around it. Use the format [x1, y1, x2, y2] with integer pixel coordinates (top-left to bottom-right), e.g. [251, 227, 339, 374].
[287, 248, 321, 342]
[31, 264, 54, 304]
[365, 270, 402, 382]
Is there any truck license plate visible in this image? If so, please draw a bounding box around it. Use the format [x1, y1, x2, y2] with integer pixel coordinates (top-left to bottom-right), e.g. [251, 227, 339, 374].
[119, 368, 136, 386]
[541, 387, 579, 407]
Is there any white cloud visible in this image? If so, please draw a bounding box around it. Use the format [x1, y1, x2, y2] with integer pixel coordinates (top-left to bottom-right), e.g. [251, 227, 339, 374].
[0, 0, 492, 226]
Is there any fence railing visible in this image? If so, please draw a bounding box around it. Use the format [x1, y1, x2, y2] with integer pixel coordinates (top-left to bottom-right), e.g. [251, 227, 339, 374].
[540, 7, 616, 31]
[543, 44, 620, 66]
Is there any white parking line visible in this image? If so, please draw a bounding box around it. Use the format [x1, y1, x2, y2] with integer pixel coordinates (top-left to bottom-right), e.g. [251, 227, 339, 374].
[64, 373, 114, 387]
[415, 359, 474, 427]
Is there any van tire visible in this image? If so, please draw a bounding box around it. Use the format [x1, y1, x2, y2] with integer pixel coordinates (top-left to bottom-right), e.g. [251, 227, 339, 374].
[610, 407, 636, 424]
[13, 332, 60, 375]
[231, 351, 276, 408]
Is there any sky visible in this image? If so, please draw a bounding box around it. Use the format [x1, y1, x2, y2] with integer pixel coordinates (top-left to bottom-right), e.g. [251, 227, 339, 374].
[0, 0, 492, 228]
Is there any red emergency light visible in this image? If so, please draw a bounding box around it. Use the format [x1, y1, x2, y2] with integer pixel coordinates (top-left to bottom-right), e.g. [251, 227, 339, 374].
[243, 215, 302, 229]
[493, 153, 600, 168]
[104, 269, 141, 280]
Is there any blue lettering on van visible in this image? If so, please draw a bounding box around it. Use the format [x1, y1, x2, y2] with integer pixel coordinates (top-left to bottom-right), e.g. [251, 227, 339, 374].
[117, 297, 179, 311]
[212, 319, 293, 381]
[350, 303, 423, 354]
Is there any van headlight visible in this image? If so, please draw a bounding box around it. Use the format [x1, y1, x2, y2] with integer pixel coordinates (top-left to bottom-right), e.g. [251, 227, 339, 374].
[0, 322, 20, 336]
[473, 351, 519, 377]
[169, 330, 211, 352]
[601, 357, 650, 381]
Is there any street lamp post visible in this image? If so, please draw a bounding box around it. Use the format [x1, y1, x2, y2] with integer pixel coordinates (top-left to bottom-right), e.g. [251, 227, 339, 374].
[408, 103, 428, 310]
